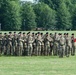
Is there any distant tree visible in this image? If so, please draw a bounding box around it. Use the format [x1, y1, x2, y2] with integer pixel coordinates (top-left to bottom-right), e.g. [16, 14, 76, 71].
[57, 2, 72, 30]
[1, 0, 21, 30]
[21, 2, 37, 30]
[34, 2, 56, 30]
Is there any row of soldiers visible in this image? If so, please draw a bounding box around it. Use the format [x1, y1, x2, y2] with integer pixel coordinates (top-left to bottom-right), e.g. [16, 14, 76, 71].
[0, 31, 75, 57]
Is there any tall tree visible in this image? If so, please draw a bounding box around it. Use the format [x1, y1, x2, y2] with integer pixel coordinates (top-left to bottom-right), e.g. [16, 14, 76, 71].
[1, 0, 21, 30]
[34, 2, 56, 30]
[57, 2, 72, 30]
[21, 2, 37, 30]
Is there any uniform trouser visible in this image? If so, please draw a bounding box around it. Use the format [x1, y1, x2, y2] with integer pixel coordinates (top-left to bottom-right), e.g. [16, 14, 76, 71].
[2, 46, 6, 55]
[53, 43, 58, 56]
[50, 45, 53, 55]
[71, 45, 75, 55]
[36, 45, 41, 56]
[23, 46, 27, 56]
[32, 45, 36, 55]
[17, 45, 23, 56]
[12, 46, 17, 55]
[59, 45, 65, 57]
[41, 45, 44, 56]
[27, 44, 33, 56]
[7, 45, 12, 55]
[44, 45, 50, 56]
[65, 45, 70, 57]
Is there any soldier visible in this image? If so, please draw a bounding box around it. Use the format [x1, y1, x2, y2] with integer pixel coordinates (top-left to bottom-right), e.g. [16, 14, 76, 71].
[71, 33, 75, 56]
[36, 32, 42, 56]
[2, 33, 8, 55]
[6, 32, 13, 55]
[59, 33, 66, 58]
[66, 33, 72, 57]
[44, 32, 51, 56]
[17, 32, 23, 56]
[0, 33, 3, 55]
[53, 32, 59, 56]
[27, 32, 34, 56]
[50, 33, 54, 55]
[23, 32, 27, 56]
[12, 32, 18, 56]
[32, 32, 36, 55]
[41, 33, 44, 56]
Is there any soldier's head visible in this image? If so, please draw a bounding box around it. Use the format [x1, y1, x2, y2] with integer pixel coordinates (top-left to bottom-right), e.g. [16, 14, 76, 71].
[14, 32, 16, 35]
[19, 32, 22, 36]
[72, 33, 74, 37]
[46, 32, 49, 36]
[32, 32, 34, 36]
[38, 32, 41, 36]
[23, 32, 25, 36]
[4, 33, 7, 36]
[66, 33, 69, 36]
[9, 32, 12, 35]
[41, 33, 43, 36]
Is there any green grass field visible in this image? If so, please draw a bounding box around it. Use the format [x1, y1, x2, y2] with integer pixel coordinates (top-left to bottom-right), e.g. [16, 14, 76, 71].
[0, 56, 76, 75]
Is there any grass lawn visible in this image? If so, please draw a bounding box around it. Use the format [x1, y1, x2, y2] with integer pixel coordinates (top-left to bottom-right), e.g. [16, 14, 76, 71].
[0, 56, 76, 75]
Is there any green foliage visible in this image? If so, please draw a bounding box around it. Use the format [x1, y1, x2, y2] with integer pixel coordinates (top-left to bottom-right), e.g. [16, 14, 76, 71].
[1, 0, 21, 30]
[21, 2, 37, 30]
[57, 2, 72, 30]
[34, 2, 56, 30]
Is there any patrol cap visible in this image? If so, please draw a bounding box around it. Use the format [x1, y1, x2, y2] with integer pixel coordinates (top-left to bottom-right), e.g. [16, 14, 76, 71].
[9, 32, 12, 34]
[72, 33, 74, 35]
[4, 33, 7, 34]
[23, 32, 25, 34]
[66, 33, 69, 35]
[32, 32, 34, 34]
[14, 32, 16, 33]
[41, 33, 43, 35]
[38, 32, 40, 34]
[19, 32, 21, 34]
[50, 33, 52, 35]
[46, 32, 48, 34]
[64, 33, 66, 35]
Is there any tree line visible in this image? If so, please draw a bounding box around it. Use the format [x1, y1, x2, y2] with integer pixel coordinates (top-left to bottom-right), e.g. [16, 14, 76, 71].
[0, 0, 76, 31]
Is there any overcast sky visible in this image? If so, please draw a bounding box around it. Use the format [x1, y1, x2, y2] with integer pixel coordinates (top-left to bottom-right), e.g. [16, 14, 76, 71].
[20, 0, 33, 2]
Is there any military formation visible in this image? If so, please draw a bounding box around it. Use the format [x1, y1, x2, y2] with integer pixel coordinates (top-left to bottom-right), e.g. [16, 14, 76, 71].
[0, 31, 75, 58]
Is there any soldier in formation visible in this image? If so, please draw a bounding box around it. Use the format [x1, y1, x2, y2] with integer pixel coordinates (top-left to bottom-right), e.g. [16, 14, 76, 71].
[0, 32, 75, 57]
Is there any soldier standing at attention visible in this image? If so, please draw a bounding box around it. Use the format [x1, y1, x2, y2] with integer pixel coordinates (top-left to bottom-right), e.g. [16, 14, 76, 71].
[44, 32, 51, 56]
[7, 32, 13, 55]
[53, 32, 59, 56]
[59, 33, 66, 58]
[41, 33, 44, 56]
[71, 33, 75, 56]
[17, 32, 23, 56]
[36, 32, 42, 56]
[23, 32, 27, 56]
[27, 32, 34, 56]
[2, 33, 8, 55]
[66, 33, 72, 57]
[12, 32, 18, 56]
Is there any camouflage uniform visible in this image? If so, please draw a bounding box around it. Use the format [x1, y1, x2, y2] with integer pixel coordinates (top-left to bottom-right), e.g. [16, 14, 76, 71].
[36, 33, 42, 56]
[53, 33, 59, 56]
[71, 34, 75, 56]
[6, 32, 13, 55]
[44, 33, 50, 56]
[17, 33, 23, 56]
[2, 33, 8, 55]
[12, 32, 18, 55]
[23, 33, 27, 56]
[66, 33, 72, 57]
[27, 33, 34, 56]
[59, 34, 65, 58]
